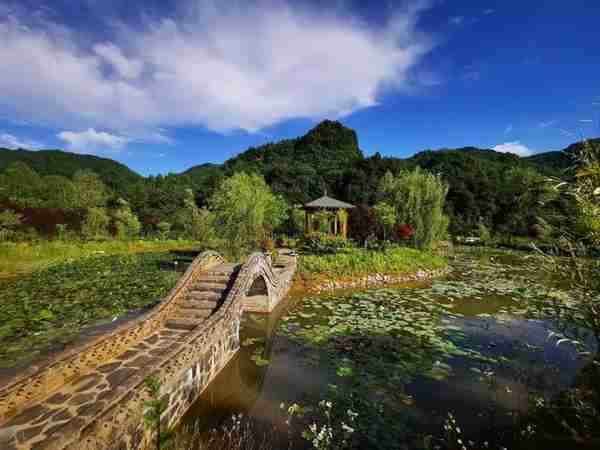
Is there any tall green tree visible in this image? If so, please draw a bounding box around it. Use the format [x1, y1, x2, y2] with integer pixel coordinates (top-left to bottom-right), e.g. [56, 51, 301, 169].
[209, 173, 288, 258]
[72, 170, 108, 208]
[378, 168, 449, 249]
[173, 189, 216, 245]
[41, 175, 77, 208]
[0, 162, 43, 205]
[111, 198, 141, 240]
[373, 201, 396, 241]
[81, 207, 110, 240]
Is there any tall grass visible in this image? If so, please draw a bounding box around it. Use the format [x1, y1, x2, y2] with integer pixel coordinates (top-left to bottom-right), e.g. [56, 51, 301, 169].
[298, 247, 446, 278]
[0, 239, 198, 276]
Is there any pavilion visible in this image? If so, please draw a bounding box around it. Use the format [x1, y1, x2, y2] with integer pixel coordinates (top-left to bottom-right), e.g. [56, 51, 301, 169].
[303, 195, 355, 238]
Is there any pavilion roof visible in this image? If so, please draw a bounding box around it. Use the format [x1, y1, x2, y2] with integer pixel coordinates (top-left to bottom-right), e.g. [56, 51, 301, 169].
[304, 195, 355, 209]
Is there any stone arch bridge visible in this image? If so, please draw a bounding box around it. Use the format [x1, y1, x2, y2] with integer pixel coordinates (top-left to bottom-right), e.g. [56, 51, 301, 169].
[0, 250, 297, 450]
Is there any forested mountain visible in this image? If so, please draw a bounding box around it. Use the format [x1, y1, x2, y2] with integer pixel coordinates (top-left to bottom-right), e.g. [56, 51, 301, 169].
[0, 121, 591, 235]
[0, 148, 142, 193]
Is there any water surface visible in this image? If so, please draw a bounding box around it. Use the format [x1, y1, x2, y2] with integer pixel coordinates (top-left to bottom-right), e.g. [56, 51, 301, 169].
[183, 248, 594, 448]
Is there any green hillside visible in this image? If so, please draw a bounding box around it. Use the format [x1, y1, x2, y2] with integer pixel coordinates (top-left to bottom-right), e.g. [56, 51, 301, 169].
[0, 148, 142, 193]
[182, 120, 584, 234]
[1, 121, 590, 235]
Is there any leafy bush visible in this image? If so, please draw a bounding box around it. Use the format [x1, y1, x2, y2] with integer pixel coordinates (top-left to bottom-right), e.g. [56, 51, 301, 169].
[393, 223, 414, 241]
[298, 247, 446, 278]
[348, 204, 378, 244]
[301, 232, 355, 255]
[156, 221, 171, 240]
[276, 235, 298, 249]
[81, 207, 110, 240]
[0, 210, 22, 242]
[478, 223, 492, 244]
[111, 198, 141, 240]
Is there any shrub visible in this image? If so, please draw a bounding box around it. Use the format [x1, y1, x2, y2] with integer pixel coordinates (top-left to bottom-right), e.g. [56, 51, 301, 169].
[111, 198, 141, 240]
[348, 204, 378, 245]
[156, 221, 172, 240]
[298, 246, 446, 278]
[0, 210, 23, 242]
[82, 207, 110, 240]
[478, 223, 492, 244]
[302, 232, 355, 255]
[278, 235, 298, 249]
[393, 223, 414, 241]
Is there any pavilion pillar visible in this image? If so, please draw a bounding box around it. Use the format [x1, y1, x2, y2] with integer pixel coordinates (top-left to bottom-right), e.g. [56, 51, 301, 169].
[333, 212, 338, 235]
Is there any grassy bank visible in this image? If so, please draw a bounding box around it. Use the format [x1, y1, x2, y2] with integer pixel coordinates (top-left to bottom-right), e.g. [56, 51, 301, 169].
[0, 252, 182, 369]
[0, 239, 198, 277]
[298, 247, 447, 279]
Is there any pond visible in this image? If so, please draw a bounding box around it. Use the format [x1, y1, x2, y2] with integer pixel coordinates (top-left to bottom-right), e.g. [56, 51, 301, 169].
[181, 248, 596, 449]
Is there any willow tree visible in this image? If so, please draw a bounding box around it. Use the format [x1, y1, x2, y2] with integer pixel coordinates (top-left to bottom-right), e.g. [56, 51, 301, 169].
[209, 173, 288, 258]
[378, 168, 449, 249]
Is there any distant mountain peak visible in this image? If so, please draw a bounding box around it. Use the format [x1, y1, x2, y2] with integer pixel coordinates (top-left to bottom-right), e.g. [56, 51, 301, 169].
[298, 119, 362, 160]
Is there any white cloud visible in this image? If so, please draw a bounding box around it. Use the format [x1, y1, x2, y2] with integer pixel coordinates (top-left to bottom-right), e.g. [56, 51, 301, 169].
[483, 9, 495, 15]
[504, 124, 513, 134]
[0, 1, 437, 135]
[493, 141, 534, 157]
[57, 128, 130, 152]
[0, 132, 44, 149]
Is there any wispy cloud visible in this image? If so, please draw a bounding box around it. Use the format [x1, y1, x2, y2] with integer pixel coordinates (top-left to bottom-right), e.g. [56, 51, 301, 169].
[493, 141, 534, 157]
[0, 1, 437, 135]
[559, 128, 575, 138]
[504, 124, 513, 135]
[539, 119, 559, 128]
[461, 71, 481, 81]
[483, 9, 495, 15]
[57, 129, 130, 153]
[0, 132, 44, 150]
[449, 16, 465, 26]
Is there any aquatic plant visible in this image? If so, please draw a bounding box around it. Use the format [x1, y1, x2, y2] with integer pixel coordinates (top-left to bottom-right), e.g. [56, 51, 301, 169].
[0, 251, 181, 367]
[298, 247, 446, 279]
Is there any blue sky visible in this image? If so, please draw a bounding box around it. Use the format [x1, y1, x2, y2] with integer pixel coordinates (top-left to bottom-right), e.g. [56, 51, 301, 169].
[0, 0, 598, 175]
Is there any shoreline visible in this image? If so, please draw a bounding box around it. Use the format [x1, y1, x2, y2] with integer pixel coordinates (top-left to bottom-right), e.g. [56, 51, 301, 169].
[295, 266, 452, 294]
